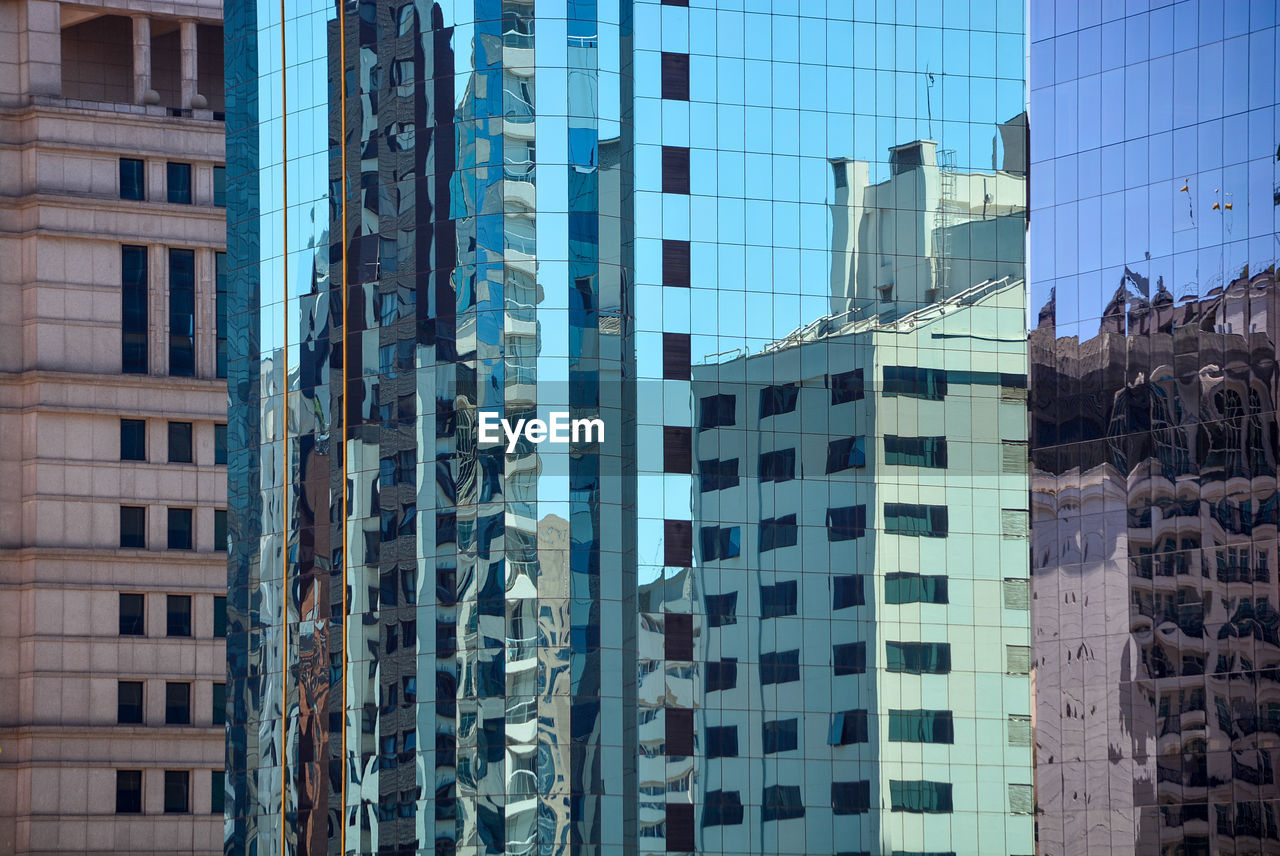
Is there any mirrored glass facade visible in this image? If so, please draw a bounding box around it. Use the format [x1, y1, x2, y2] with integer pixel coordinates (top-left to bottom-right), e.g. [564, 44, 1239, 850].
[1030, 3, 1280, 854]
[225, 0, 1032, 853]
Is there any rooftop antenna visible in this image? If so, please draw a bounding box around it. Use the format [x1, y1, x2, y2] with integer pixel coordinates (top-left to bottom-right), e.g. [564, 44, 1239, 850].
[925, 66, 935, 140]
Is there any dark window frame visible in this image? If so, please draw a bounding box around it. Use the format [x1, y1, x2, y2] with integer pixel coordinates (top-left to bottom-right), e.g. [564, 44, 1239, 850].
[120, 418, 146, 461]
[119, 158, 145, 200]
[166, 161, 193, 204]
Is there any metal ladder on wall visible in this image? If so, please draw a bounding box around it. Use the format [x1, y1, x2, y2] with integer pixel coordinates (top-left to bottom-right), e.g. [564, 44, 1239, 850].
[931, 148, 958, 301]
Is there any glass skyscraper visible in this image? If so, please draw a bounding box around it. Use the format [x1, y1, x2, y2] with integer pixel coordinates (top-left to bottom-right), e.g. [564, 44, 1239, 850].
[1030, 3, 1280, 855]
[224, 0, 1032, 854]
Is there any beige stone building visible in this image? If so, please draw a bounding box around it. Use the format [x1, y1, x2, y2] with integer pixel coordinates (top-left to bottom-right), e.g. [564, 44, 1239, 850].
[0, 0, 226, 852]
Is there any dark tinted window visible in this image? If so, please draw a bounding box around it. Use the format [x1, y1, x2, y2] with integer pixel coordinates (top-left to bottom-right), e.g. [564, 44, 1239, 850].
[760, 649, 800, 685]
[212, 682, 226, 726]
[705, 724, 738, 758]
[663, 425, 691, 473]
[661, 332, 689, 379]
[889, 709, 954, 744]
[168, 248, 195, 376]
[119, 593, 145, 635]
[120, 506, 146, 548]
[166, 162, 192, 204]
[665, 707, 693, 756]
[706, 658, 737, 692]
[760, 580, 797, 618]
[759, 448, 795, 482]
[759, 514, 797, 552]
[666, 802, 694, 849]
[700, 525, 740, 561]
[889, 780, 953, 813]
[698, 394, 735, 429]
[660, 52, 690, 100]
[215, 252, 228, 378]
[116, 770, 142, 813]
[214, 510, 227, 552]
[762, 718, 798, 754]
[830, 369, 864, 404]
[165, 682, 191, 724]
[164, 770, 190, 813]
[828, 709, 868, 745]
[214, 423, 228, 464]
[827, 505, 867, 541]
[703, 790, 745, 827]
[664, 613, 692, 661]
[167, 595, 192, 637]
[663, 520, 692, 567]
[214, 595, 227, 637]
[213, 165, 226, 206]
[121, 419, 146, 461]
[121, 245, 148, 373]
[661, 145, 690, 193]
[886, 573, 949, 604]
[698, 458, 739, 492]
[834, 641, 867, 675]
[662, 239, 690, 286]
[167, 508, 193, 550]
[884, 503, 949, 537]
[833, 575, 865, 609]
[826, 437, 866, 472]
[168, 421, 193, 463]
[886, 642, 952, 674]
[885, 435, 949, 468]
[759, 383, 799, 418]
[117, 681, 144, 723]
[706, 592, 737, 627]
[762, 785, 805, 821]
[832, 780, 871, 814]
[211, 770, 225, 814]
[119, 158, 145, 200]
[883, 365, 947, 399]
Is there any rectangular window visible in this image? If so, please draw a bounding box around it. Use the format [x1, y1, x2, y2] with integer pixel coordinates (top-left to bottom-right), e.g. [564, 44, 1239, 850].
[832, 780, 871, 815]
[884, 503, 949, 537]
[662, 239, 691, 287]
[700, 526, 740, 561]
[760, 580, 797, 618]
[833, 575, 865, 609]
[119, 593, 145, 636]
[705, 724, 738, 758]
[120, 419, 146, 461]
[759, 383, 799, 418]
[167, 508, 193, 550]
[828, 709, 868, 745]
[706, 592, 737, 627]
[661, 145, 690, 194]
[660, 52, 690, 100]
[661, 332, 690, 380]
[883, 366, 947, 399]
[214, 510, 227, 552]
[702, 790, 744, 827]
[1009, 783, 1034, 814]
[120, 158, 145, 200]
[1006, 644, 1032, 675]
[889, 709, 954, 743]
[826, 436, 866, 473]
[168, 248, 195, 377]
[830, 369, 864, 404]
[168, 421, 193, 463]
[826, 505, 867, 541]
[214, 423, 228, 465]
[706, 658, 737, 692]
[167, 595, 192, 637]
[117, 681, 144, 724]
[664, 613, 692, 661]
[886, 642, 951, 674]
[759, 514, 798, 552]
[833, 641, 867, 675]
[120, 506, 146, 548]
[211, 770, 225, 814]
[121, 245, 148, 373]
[1008, 714, 1032, 746]
[214, 595, 227, 638]
[164, 770, 190, 813]
[698, 457, 739, 492]
[698, 394, 735, 430]
[885, 573, 949, 604]
[1002, 508, 1030, 539]
[889, 780, 953, 813]
[165, 682, 191, 724]
[761, 785, 805, 822]
[762, 718, 798, 754]
[213, 165, 226, 207]
[116, 770, 143, 813]
[884, 435, 948, 468]
[166, 162, 193, 204]
[663, 519, 692, 567]
[215, 252, 228, 378]
[666, 802, 694, 848]
[212, 682, 226, 726]
[665, 707, 693, 756]
[1002, 440, 1029, 473]
[663, 425, 691, 473]
[1003, 578, 1030, 609]
[760, 649, 800, 685]
[759, 448, 796, 482]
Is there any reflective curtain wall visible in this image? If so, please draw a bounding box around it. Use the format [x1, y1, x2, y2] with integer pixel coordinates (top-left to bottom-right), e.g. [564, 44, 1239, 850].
[226, 0, 1033, 854]
[1030, 3, 1280, 855]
